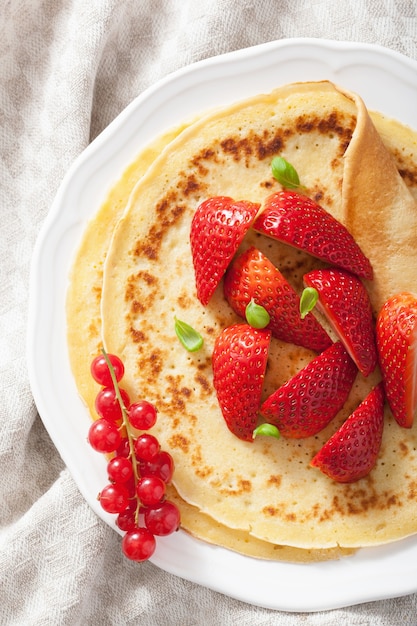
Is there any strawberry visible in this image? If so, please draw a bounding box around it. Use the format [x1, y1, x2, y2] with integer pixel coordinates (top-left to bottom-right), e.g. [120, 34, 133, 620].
[212, 323, 271, 441]
[252, 190, 373, 280]
[190, 196, 260, 305]
[303, 268, 377, 377]
[376, 292, 417, 428]
[260, 342, 357, 438]
[224, 246, 332, 352]
[310, 382, 385, 483]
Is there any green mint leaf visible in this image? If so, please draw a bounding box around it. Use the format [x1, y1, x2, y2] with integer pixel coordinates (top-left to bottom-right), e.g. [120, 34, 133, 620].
[300, 287, 319, 319]
[271, 156, 302, 190]
[174, 317, 204, 352]
[253, 423, 281, 440]
[245, 299, 270, 329]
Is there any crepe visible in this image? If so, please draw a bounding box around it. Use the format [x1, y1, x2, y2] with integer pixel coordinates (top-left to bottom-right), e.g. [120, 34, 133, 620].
[67, 117, 351, 562]
[68, 80, 417, 557]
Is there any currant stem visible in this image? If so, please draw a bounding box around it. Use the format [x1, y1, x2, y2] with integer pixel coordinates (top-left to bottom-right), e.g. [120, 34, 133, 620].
[101, 348, 141, 525]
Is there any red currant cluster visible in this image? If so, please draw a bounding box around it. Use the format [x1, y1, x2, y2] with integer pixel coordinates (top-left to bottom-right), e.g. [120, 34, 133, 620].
[88, 352, 180, 562]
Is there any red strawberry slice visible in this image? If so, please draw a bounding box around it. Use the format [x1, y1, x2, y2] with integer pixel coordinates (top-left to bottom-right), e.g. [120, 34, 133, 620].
[224, 246, 332, 352]
[376, 292, 417, 428]
[212, 323, 271, 441]
[260, 342, 357, 438]
[253, 191, 373, 280]
[190, 196, 260, 305]
[310, 382, 385, 483]
[303, 268, 377, 377]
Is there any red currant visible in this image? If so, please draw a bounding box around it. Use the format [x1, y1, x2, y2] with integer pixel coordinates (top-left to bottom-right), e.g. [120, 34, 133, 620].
[122, 527, 156, 561]
[88, 419, 122, 453]
[134, 433, 160, 462]
[91, 353, 125, 387]
[128, 400, 158, 430]
[136, 475, 166, 507]
[139, 451, 175, 483]
[99, 483, 130, 514]
[88, 352, 180, 563]
[95, 386, 130, 422]
[107, 456, 133, 483]
[116, 508, 137, 532]
[144, 500, 180, 536]
[116, 437, 130, 458]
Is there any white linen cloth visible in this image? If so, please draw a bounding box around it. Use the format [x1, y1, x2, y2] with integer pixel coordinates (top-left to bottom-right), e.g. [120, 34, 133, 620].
[1, 1, 417, 624]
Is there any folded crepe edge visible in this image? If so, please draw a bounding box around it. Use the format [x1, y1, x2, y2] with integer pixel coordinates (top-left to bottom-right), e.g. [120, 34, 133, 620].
[338, 84, 417, 314]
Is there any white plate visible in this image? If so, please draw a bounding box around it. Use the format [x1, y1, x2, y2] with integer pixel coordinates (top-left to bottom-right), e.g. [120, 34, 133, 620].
[28, 38, 417, 612]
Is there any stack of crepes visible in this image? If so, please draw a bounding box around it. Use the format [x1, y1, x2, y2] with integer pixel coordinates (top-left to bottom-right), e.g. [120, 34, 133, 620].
[67, 81, 417, 562]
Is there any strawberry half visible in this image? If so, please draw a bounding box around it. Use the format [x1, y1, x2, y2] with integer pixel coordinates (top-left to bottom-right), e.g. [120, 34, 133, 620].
[190, 196, 260, 305]
[310, 382, 385, 483]
[212, 323, 271, 441]
[260, 342, 357, 438]
[224, 246, 332, 352]
[253, 191, 373, 280]
[303, 268, 377, 377]
[376, 292, 417, 428]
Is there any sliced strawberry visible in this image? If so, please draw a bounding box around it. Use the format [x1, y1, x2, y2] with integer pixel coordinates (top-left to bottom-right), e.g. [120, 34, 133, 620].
[212, 323, 271, 441]
[310, 382, 385, 483]
[260, 342, 357, 438]
[253, 191, 373, 280]
[190, 196, 260, 305]
[303, 268, 377, 377]
[376, 292, 417, 428]
[224, 246, 331, 352]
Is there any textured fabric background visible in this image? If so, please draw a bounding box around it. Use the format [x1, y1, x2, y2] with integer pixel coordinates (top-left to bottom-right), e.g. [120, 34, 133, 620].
[1, 1, 417, 624]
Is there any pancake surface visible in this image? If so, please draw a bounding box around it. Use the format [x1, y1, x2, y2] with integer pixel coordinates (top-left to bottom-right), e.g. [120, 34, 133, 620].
[67, 120, 350, 561]
[68, 81, 417, 556]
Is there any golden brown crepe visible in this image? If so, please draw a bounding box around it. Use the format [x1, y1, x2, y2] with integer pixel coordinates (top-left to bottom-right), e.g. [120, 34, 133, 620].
[67, 81, 417, 559]
[67, 119, 350, 562]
